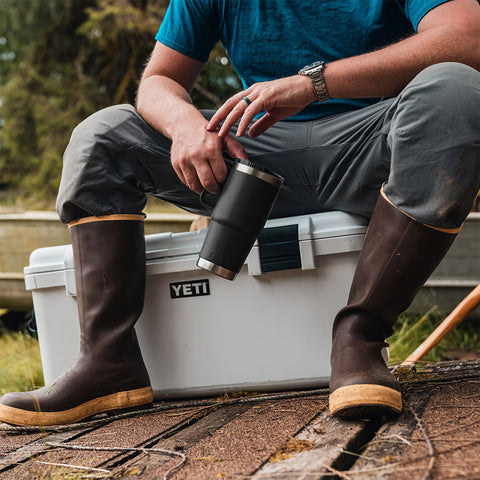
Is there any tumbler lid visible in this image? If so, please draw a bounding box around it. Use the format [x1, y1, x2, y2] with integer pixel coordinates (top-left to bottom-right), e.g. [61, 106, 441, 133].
[234, 160, 284, 188]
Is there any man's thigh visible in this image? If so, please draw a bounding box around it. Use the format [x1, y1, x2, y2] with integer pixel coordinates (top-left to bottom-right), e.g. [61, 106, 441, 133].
[58, 101, 394, 222]
[236, 100, 394, 219]
[134, 102, 394, 219]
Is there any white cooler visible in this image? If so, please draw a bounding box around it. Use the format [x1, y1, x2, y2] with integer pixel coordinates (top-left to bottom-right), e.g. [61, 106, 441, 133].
[24, 211, 367, 399]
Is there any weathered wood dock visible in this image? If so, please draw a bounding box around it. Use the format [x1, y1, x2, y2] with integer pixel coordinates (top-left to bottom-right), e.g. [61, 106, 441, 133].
[1, 359, 479, 480]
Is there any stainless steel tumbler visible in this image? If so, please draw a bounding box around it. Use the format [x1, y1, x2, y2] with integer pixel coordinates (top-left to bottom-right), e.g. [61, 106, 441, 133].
[197, 159, 284, 280]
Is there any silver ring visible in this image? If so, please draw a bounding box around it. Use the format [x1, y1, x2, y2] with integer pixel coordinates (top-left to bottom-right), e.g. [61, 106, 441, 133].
[242, 96, 252, 106]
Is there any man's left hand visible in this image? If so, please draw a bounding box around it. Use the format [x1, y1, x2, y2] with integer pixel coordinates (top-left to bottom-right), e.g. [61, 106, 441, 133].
[207, 75, 316, 138]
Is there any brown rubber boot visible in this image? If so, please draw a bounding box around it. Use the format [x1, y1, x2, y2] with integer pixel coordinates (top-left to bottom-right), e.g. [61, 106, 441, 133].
[329, 192, 457, 418]
[0, 215, 153, 426]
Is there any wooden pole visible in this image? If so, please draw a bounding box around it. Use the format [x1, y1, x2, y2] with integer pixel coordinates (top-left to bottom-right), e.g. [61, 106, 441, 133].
[401, 284, 480, 367]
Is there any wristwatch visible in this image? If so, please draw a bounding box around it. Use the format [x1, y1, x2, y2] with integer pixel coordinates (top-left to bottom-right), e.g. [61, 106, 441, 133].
[298, 61, 330, 103]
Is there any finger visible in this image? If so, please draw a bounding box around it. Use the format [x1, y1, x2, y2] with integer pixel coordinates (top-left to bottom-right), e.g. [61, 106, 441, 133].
[207, 93, 246, 131]
[196, 162, 223, 194]
[206, 107, 230, 132]
[171, 154, 189, 187]
[208, 153, 228, 186]
[247, 112, 278, 138]
[235, 102, 265, 137]
[217, 99, 251, 137]
[171, 162, 187, 186]
[179, 163, 203, 194]
[223, 134, 247, 160]
[217, 94, 262, 138]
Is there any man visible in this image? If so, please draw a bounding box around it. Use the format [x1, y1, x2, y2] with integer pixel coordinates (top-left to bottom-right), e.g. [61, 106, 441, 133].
[0, 0, 479, 426]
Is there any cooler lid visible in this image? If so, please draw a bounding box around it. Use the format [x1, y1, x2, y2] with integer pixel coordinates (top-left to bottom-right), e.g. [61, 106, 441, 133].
[23, 244, 74, 292]
[258, 211, 367, 242]
[145, 229, 206, 261]
[24, 244, 73, 275]
[248, 211, 367, 276]
[145, 211, 367, 263]
[23, 211, 367, 289]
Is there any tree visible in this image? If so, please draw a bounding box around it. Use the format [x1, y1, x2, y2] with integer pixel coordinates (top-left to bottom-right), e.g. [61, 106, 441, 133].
[0, 0, 240, 208]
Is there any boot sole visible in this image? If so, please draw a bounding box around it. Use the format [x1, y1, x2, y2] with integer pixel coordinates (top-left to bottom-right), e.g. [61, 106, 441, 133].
[0, 386, 153, 426]
[329, 384, 402, 419]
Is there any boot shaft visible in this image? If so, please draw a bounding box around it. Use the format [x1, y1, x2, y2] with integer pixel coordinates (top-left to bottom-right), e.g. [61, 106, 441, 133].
[69, 215, 146, 360]
[329, 195, 457, 416]
[336, 194, 456, 335]
[0, 215, 153, 425]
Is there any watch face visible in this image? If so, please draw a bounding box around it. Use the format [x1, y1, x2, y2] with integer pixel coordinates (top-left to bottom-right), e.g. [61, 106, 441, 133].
[305, 61, 323, 69]
[301, 61, 324, 74]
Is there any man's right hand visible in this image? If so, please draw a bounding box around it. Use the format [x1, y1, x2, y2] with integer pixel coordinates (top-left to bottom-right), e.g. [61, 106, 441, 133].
[170, 119, 247, 194]
[136, 42, 247, 195]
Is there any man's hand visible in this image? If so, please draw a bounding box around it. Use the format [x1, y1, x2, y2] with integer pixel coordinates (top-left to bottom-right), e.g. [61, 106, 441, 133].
[170, 119, 246, 194]
[207, 75, 315, 138]
[137, 43, 247, 194]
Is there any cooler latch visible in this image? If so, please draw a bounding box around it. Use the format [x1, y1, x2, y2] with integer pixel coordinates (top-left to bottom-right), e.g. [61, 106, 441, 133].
[258, 225, 301, 273]
[247, 216, 315, 276]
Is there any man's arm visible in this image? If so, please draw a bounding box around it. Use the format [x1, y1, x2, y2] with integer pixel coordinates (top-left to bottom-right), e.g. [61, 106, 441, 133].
[208, 0, 480, 139]
[136, 42, 246, 194]
[324, 0, 480, 99]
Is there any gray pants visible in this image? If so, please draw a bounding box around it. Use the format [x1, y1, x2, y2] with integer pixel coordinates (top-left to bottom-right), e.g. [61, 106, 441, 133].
[57, 63, 480, 230]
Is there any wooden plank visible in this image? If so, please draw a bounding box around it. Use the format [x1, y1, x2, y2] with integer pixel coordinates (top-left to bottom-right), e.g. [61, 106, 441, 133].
[252, 360, 480, 479]
[342, 360, 480, 479]
[2, 361, 476, 479]
[251, 411, 375, 479]
[0, 428, 94, 476]
[341, 389, 434, 479]
[0, 432, 42, 456]
[349, 380, 480, 480]
[0, 406, 199, 480]
[398, 359, 480, 383]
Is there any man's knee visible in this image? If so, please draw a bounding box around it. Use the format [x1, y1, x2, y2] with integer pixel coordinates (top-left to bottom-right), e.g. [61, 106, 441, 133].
[402, 62, 480, 118]
[65, 104, 139, 159]
[388, 62, 480, 148]
[385, 63, 480, 230]
[56, 104, 144, 223]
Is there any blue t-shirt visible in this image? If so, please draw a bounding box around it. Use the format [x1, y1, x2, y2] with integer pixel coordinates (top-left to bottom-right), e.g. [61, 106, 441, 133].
[156, 0, 451, 121]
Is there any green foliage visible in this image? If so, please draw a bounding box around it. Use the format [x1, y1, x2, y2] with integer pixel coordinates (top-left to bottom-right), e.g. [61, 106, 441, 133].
[1, 62, 98, 200]
[0, 0, 71, 82]
[76, 0, 167, 105]
[192, 43, 241, 110]
[0, 0, 240, 208]
[0, 329, 44, 396]
[388, 308, 480, 365]
[0, 0, 99, 205]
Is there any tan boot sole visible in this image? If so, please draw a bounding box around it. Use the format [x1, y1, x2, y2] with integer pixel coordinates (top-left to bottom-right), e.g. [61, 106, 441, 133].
[0, 386, 153, 426]
[329, 384, 402, 418]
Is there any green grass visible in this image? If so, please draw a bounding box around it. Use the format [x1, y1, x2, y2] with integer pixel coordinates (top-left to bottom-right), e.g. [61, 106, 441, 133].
[0, 328, 44, 396]
[388, 307, 480, 366]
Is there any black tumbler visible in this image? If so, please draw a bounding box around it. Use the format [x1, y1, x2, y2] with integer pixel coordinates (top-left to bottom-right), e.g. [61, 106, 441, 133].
[197, 159, 284, 280]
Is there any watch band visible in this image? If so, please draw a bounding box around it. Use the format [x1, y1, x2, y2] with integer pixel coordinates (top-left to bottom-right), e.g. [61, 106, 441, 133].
[311, 67, 330, 103]
[298, 61, 330, 103]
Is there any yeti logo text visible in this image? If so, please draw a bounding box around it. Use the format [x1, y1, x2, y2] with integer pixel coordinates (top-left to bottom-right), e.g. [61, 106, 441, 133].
[169, 280, 210, 299]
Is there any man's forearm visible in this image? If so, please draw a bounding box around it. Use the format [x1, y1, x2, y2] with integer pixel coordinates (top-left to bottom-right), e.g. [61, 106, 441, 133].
[136, 75, 207, 139]
[325, 24, 479, 99]
[135, 68, 247, 193]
